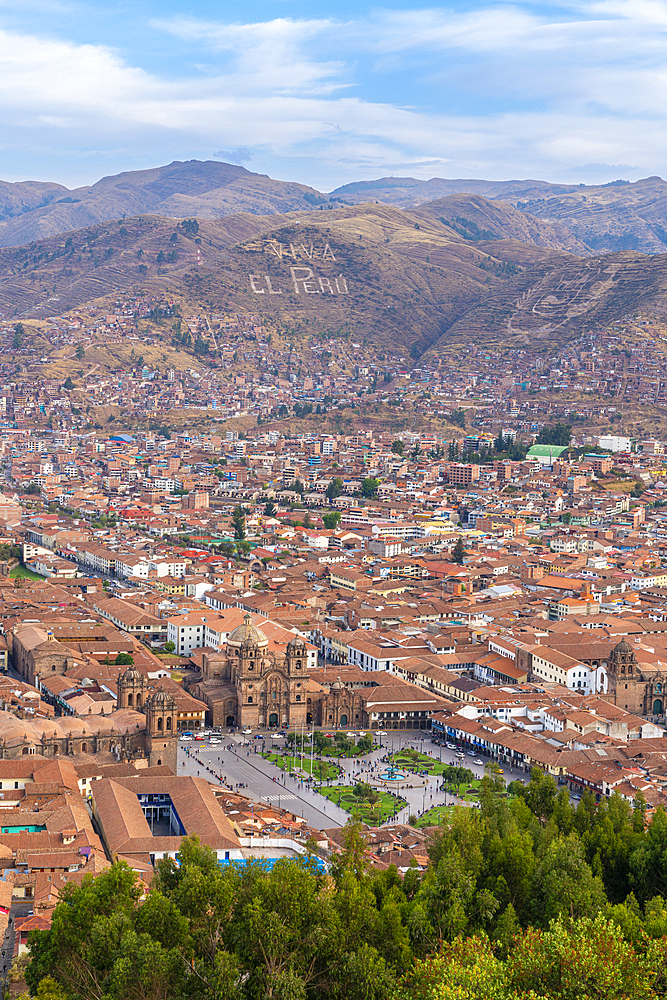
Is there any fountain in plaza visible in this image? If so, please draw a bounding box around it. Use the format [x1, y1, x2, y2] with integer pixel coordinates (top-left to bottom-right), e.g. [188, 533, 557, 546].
[379, 765, 408, 781]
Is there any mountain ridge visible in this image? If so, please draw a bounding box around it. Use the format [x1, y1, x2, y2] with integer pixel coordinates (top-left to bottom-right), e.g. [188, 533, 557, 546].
[4, 160, 667, 255]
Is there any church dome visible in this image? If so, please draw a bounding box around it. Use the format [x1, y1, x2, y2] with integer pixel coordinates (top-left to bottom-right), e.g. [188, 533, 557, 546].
[120, 666, 143, 685]
[614, 638, 633, 655]
[227, 615, 268, 648]
[147, 689, 175, 709]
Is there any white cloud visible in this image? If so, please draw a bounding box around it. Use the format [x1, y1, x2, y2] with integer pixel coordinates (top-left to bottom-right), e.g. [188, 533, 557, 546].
[0, 2, 667, 188]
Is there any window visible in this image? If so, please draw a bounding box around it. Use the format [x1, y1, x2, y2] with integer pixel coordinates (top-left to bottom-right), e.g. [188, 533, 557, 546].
[296, 695, 301, 702]
[248, 696, 253, 704]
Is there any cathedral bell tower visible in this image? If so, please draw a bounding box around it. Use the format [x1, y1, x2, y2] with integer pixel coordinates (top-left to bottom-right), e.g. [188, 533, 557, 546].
[117, 666, 146, 710]
[144, 690, 178, 770]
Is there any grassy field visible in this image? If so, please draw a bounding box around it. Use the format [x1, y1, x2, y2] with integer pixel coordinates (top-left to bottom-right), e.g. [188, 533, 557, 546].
[317, 785, 407, 824]
[10, 565, 44, 580]
[263, 753, 341, 781]
[413, 805, 455, 828]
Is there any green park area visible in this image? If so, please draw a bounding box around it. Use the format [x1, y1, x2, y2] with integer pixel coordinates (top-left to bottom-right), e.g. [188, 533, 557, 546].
[278, 731, 376, 759]
[413, 804, 455, 828]
[262, 752, 341, 782]
[10, 565, 44, 580]
[317, 782, 407, 824]
[388, 749, 451, 776]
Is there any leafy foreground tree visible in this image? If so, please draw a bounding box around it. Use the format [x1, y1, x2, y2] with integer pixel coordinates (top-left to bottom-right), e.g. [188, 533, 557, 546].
[23, 804, 667, 1000]
[400, 915, 667, 1000]
[25, 832, 401, 1000]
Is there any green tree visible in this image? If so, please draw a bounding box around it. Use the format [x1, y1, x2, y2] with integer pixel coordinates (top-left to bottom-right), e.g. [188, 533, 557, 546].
[163, 641, 175, 653]
[361, 477, 380, 499]
[232, 505, 246, 540]
[530, 834, 606, 925]
[323, 511, 342, 530]
[391, 440, 405, 456]
[629, 806, 667, 901]
[75, 344, 85, 359]
[537, 422, 572, 446]
[264, 500, 277, 517]
[326, 477, 343, 501]
[450, 408, 466, 429]
[114, 652, 134, 666]
[12, 322, 24, 348]
[523, 767, 557, 824]
[63, 377, 75, 390]
[509, 914, 662, 1000]
[452, 537, 466, 564]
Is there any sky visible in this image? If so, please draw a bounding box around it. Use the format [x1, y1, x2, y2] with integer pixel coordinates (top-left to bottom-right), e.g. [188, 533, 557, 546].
[0, 0, 664, 191]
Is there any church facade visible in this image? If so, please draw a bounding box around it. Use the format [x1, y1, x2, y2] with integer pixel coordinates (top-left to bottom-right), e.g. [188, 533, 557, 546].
[193, 616, 310, 729]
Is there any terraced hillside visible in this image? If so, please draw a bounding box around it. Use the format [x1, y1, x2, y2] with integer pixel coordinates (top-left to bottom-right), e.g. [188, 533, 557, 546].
[332, 175, 667, 256]
[3, 198, 667, 359]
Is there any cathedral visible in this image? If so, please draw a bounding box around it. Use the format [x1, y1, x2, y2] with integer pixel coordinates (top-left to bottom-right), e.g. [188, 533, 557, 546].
[192, 616, 311, 729]
[605, 639, 667, 720]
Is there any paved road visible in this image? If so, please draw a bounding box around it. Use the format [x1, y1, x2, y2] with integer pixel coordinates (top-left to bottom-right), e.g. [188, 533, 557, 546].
[178, 732, 534, 830]
[178, 740, 351, 828]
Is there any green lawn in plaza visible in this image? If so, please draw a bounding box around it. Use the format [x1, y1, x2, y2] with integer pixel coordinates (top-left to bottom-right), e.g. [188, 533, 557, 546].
[316, 784, 407, 824]
[388, 749, 458, 777]
[262, 752, 341, 781]
[412, 805, 456, 828]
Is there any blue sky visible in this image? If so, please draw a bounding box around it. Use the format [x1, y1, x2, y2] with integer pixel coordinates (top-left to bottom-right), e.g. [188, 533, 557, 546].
[0, 0, 663, 190]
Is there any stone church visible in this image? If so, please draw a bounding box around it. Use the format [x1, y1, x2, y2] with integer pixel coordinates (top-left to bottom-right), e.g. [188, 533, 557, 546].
[192, 616, 311, 729]
[605, 639, 667, 720]
[0, 666, 178, 770]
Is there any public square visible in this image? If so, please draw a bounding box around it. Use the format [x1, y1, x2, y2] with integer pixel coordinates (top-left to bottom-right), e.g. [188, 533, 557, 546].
[176, 730, 532, 829]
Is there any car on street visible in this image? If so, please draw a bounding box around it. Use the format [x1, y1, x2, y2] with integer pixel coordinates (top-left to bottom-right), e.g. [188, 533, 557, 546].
[474, 759, 484, 766]
[209, 738, 221, 745]
[375, 730, 388, 737]
[467, 750, 475, 756]
[179, 736, 192, 742]
[346, 732, 356, 738]
[242, 728, 252, 735]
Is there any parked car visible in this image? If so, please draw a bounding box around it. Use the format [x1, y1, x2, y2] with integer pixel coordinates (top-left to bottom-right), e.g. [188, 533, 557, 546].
[179, 736, 192, 742]
[242, 728, 252, 735]
[474, 759, 484, 766]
